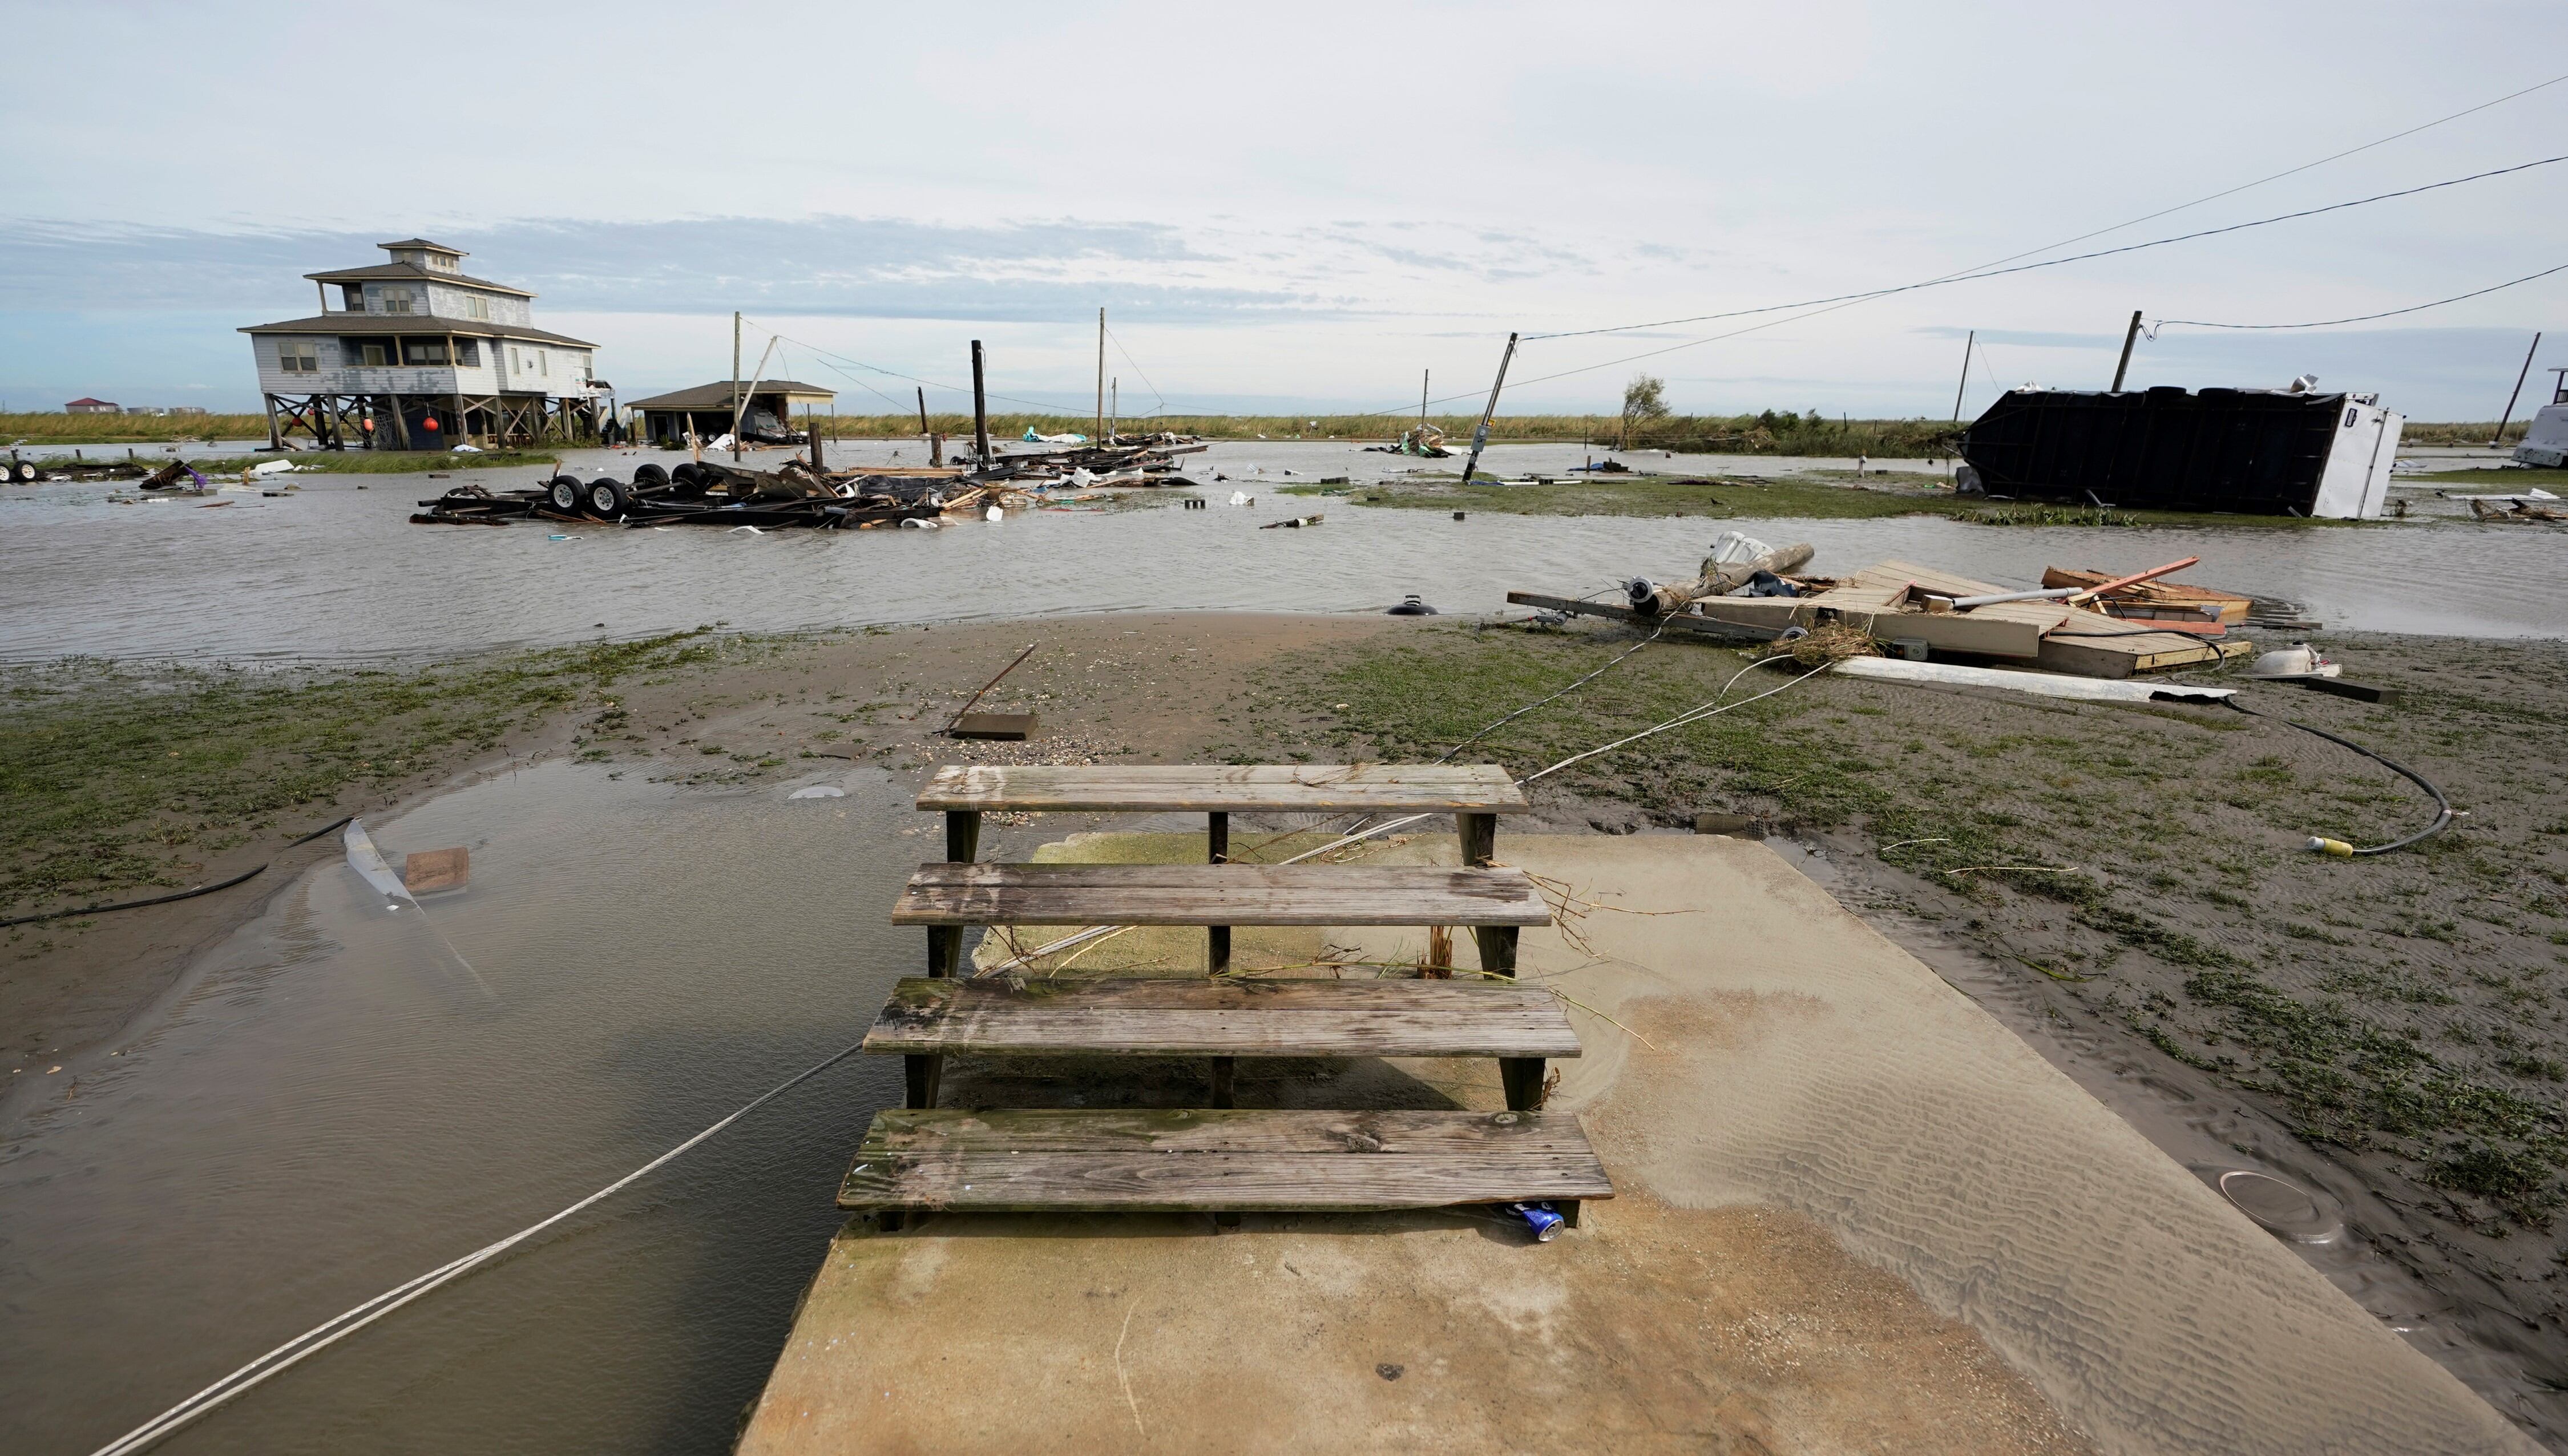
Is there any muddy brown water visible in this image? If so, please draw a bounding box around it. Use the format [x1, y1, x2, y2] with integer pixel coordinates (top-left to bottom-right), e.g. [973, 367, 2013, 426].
[0, 762, 947, 1454]
[3, 442, 2564, 664]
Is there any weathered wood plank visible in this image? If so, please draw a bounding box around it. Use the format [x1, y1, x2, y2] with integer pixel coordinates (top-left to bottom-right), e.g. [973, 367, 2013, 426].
[838, 1109, 1613, 1211]
[890, 863, 1552, 927]
[917, 763, 1530, 814]
[862, 1106, 1592, 1154]
[862, 977, 1581, 1058]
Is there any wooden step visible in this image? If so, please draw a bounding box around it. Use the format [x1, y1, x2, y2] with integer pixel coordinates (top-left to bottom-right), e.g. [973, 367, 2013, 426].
[890, 862, 1552, 928]
[838, 1107, 1612, 1215]
[863, 976, 1581, 1059]
[917, 763, 1531, 815]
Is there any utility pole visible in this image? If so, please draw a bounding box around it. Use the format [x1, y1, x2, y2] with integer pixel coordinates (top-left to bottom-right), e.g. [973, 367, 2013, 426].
[1110, 378, 1118, 443]
[2110, 310, 2142, 392]
[2492, 332, 2542, 448]
[915, 385, 928, 439]
[1950, 330, 1974, 483]
[1457, 333, 1520, 487]
[1096, 308, 1107, 446]
[731, 311, 742, 461]
[970, 339, 991, 468]
[1420, 369, 1429, 427]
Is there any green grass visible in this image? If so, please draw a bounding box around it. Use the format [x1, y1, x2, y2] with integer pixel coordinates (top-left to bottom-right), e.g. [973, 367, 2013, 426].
[1235, 624, 2568, 1227]
[2402, 467, 2568, 486]
[1, 411, 269, 443]
[0, 632, 724, 915]
[1283, 472, 2375, 525]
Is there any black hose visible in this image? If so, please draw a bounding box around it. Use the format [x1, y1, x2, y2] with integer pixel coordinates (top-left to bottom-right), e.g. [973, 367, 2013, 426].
[0, 815, 354, 929]
[2223, 699, 2454, 855]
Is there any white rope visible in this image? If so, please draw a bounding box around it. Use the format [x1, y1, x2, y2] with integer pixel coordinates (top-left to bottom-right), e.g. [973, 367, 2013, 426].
[978, 652, 1829, 977]
[91, 643, 1840, 1449]
[86, 1037, 869, 1456]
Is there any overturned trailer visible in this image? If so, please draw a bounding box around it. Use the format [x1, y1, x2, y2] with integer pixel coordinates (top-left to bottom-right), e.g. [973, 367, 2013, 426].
[1959, 385, 2403, 519]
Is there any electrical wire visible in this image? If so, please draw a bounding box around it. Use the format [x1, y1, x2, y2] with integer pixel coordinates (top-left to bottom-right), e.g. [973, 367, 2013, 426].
[82, 1035, 873, 1456]
[976, 649, 1832, 978]
[1516, 151, 2568, 344]
[2147, 261, 2568, 331]
[2223, 698, 2456, 854]
[0, 816, 352, 929]
[1103, 325, 1168, 415]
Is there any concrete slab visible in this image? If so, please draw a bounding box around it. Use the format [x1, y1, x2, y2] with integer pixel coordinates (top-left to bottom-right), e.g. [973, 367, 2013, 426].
[738, 835, 2534, 1455]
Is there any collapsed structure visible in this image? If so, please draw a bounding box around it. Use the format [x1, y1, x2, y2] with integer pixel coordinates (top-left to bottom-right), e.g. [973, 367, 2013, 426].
[1959, 382, 2403, 519]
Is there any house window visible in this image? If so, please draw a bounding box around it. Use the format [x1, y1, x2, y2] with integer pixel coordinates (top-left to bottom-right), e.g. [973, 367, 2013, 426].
[381, 289, 413, 315]
[278, 342, 319, 373]
[403, 342, 450, 365]
[510, 349, 522, 371]
[466, 296, 489, 320]
[362, 343, 388, 366]
[539, 350, 548, 376]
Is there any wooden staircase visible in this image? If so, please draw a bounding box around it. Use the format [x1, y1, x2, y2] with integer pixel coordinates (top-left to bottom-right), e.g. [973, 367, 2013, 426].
[840, 763, 1613, 1227]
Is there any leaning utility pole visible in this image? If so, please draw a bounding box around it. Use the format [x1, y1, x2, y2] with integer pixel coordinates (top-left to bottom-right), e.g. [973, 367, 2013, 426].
[970, 339, 992, 467]
[1096, 308, 1107, 446]
[1950, 330, 1974, 483]
[2493, 333, 2542, 448]
[731, 312, 743, 460]
[915, 385, 928, 438]
[1457, 333, 1519, 486]
[1419, 369, 1430, 427]
[2110, 310, 2142, 391]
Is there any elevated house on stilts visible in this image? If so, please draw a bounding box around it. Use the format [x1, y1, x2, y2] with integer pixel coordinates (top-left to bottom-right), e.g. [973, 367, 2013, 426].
[239, 238, 609, 450]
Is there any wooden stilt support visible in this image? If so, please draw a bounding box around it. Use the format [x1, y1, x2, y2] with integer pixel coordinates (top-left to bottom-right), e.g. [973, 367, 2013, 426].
[1459, 812, 1497, 868]
[1208, 811, 1230, 973]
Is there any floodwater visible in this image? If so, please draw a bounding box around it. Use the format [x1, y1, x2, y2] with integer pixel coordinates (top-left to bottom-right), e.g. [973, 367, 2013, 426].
[0, 761, 944, 1454]
[5, 439, 2566, 1453]
[2, 441, 2563, 665]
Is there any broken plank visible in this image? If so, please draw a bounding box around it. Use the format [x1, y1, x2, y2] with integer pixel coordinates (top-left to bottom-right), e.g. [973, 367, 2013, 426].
[890, 862, 1552, 927]
[918, 763, 1529, 814]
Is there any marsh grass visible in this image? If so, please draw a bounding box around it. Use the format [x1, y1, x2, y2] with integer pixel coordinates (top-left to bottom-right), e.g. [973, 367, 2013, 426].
[0, 632, 722, 915]
[1238, 624, 2568, 1225]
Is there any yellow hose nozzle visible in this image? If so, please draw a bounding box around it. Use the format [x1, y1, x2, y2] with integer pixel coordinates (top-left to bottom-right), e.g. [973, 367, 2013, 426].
[2306, 836, 2356, 857]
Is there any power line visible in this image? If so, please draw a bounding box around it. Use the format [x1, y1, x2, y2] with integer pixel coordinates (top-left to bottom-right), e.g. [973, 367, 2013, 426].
[2147, 261, 2568, 331]
[1102, 325, 1167, 414]
[1528, 151, 2568, 342]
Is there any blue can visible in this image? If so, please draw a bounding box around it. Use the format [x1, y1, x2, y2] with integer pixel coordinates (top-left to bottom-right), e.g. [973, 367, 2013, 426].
[1507, 1201, 1564, 1242]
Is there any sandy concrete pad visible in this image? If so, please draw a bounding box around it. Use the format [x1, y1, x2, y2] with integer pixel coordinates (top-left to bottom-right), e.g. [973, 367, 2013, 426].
[738, 835, 2533, 1455]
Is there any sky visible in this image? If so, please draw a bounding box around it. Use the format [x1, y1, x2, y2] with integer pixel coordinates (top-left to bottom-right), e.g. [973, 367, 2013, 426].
[5, 0, 2567, 422]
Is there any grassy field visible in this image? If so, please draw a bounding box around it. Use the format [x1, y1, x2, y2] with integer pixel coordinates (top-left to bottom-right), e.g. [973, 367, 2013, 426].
[0, 633, 735, 917]
[1282, 471, 2370, 527]
[2404, 466, 2568, 487]
[3, 412, 268, 443]
[1229, 623, 2568, 1245]
[811, 411, 1975, 456]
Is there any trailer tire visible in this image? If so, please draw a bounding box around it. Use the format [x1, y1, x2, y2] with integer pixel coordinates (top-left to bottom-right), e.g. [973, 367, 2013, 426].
[588, 478, 629, 516]
[11, 460, 38, 483]
[548, 476, 582, 512]
[669, 462, 710, 498]
[631, 462, 669, 491]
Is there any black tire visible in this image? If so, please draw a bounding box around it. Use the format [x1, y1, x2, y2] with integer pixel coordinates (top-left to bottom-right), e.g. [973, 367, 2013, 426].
[632, 462, 669, 490]
[588, 479, 629, 516]
[548, 476, 582, 512]
[11, 461, 37, 483]
[668, 462, 710, 499]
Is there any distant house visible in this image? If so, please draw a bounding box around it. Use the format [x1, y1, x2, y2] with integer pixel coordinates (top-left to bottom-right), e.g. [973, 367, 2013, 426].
[66, 397, 119, 413]
[123, 405, 169, 416]
[626, 381, 836, 447]
[238, 237, 607, 450]
[168, 406, 209, 416]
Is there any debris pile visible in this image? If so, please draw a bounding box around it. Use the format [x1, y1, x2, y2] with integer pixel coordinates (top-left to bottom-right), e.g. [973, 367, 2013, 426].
[1516, 543, 2260, 679]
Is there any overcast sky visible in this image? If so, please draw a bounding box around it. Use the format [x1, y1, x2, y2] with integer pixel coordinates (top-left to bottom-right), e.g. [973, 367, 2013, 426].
[6, 0, 2566, 420]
